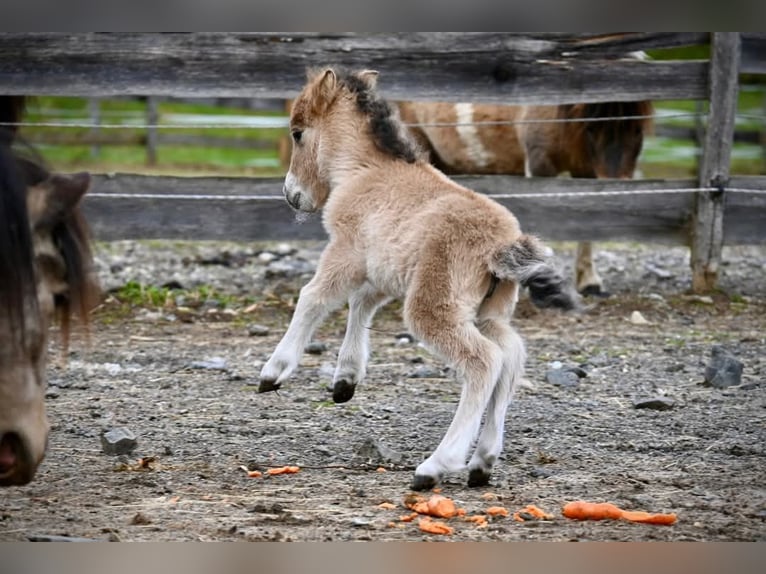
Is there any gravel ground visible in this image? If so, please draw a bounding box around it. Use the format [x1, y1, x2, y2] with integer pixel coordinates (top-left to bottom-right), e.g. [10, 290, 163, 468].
[1, 239, 764, 541]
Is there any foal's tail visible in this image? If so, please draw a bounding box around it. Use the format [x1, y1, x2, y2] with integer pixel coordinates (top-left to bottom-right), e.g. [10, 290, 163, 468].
[491, 235, 579, 311]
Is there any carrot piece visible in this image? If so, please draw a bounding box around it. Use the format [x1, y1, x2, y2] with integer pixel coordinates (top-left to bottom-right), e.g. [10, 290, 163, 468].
[404, 493, 458, 518]
[246, 470, 263, 478]
[562, 501, 623, 521]
[486, 506, 510, 517]
[621, 510, 677, 525]
[400, 512, 418, 522]
[513, 504, 555, 521]
[266, 465, 300, 475]
[562, 501, 677, 525]
[418, 517, 454, 535]
[464, 515, 488, 527]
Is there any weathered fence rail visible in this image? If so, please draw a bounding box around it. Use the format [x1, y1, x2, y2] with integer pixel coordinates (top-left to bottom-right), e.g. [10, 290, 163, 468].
[2, 32, 764, 292]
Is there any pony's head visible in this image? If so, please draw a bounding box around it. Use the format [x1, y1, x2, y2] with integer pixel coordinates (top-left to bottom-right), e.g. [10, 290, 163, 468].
[283, 67, 420, 213]
[562, 101, 654, 179]
[0, 129, 98, 487]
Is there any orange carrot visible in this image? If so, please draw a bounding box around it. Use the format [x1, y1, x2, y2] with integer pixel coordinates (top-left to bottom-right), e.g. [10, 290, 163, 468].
[404, 493, 458, 518]
[513, 504, 555, 521]
[464, 515, 488, 527]
[486, 506, 510, 517]
[246, 470, 263, 478]
[418, 517, 454, 535]
[562, 500, 676, 525]
[266, 465, 300, 475]
[400, 512, 418, 522]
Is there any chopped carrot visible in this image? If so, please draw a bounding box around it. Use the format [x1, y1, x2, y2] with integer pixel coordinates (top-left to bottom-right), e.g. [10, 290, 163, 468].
[266, 466, 300, 475]
[456, 507, 467, 517]
[486, 506, 510, 517]
[376, 467, 387, 473]
[246, 470, 263, 478]
[513, 504, 554, 521]
[377, 502, 397, 510]
[400, 512, 418, 522]
[418, 517, 454, 535]
[464, 515, 488, 527]
[562, 501, 676, 525]
[481, 492, 499, 501]
[404, 493, 458, 518]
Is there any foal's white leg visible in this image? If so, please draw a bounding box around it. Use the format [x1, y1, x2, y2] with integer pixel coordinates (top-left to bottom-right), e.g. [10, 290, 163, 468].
[575, 241, 604, 295]
[259, 247, 362, 392]
[411, 324, 504, 490]
[332, 283, 390, 403]
[466, 321, 525, 486]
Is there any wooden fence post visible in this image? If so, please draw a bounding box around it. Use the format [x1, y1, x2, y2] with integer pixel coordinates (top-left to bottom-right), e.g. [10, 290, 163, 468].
[690, 32, 741, 293]
[146, 96, 159, 166]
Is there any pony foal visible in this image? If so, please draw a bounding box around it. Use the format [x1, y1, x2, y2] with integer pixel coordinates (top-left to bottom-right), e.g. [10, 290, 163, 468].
[259, 68, 577, 489]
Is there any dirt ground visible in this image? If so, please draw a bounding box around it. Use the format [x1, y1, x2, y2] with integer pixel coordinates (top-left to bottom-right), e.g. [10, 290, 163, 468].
[1, 242, 765, 542]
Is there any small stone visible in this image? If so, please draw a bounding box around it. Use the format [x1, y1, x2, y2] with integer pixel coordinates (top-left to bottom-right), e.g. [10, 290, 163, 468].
[407, 365, 444, 379]
[354, 437, 403, 465]
[633, 397, 675, 411]
[545, 369, 580, 387]
[101, 427, 137, 456]
[703, 345, 744, 388]
[257, 251, 278, 264]
[629, 311, 651, 325]
[305, 341, 327, 355]
[274, 243, 296, 256]
[45, 388, 60, 399]
[685, 294, 714, 305]
[645, 263, 673, 279]
[189, 357, 228, 370]
[247, 324, 270, 337]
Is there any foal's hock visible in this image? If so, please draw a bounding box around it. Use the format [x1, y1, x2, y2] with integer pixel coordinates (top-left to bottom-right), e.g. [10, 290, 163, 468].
[258, 67, 577, 489]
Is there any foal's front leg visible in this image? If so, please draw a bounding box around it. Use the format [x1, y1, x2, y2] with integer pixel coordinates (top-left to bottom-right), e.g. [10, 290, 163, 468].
[332, 283, 390, 403]
[259, 248, 362, 392]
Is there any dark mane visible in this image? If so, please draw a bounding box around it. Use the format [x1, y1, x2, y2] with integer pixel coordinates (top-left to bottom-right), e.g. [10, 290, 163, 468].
[0, 130, 39, 343]
[559, 101, 655, 142]
[337, 70, 420, 163]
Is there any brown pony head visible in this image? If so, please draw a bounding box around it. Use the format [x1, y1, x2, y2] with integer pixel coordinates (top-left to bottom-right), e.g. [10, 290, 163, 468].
[560, 101, 654, 179]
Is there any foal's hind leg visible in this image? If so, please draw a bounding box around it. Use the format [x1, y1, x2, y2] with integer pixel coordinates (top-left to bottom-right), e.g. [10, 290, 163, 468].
[259, 245, 363, 392]
[466, 319, 525, 487]
[406, 290, 504, 489]
[332, 283, 390, 403]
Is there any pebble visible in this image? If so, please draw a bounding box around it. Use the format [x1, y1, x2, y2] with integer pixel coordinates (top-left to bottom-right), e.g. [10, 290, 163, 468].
[100, 427, 137, 455]
[189, 357, 228, 370]
[703, 345, 744, 388]
[545, 369, 580, 387]
[633, 397, 676, 411]
[353, 437, 403, 465]
[407, 365, 444, 379]
[305, 341, 327, 355]
[628, 310, 651, 325]
[247, 324, 270, 337]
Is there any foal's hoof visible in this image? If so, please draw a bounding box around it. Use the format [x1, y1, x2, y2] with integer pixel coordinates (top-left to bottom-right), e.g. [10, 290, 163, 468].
[332, 379, 357, 403]
[579, 285, 610, 298]
[411, 474, 438, 491]
[258, 378, 282, 393]
[467, 468, 492, 487]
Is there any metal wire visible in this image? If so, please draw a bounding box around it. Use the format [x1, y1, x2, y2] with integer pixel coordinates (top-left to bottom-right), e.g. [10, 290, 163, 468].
[84, 186, 765, 202]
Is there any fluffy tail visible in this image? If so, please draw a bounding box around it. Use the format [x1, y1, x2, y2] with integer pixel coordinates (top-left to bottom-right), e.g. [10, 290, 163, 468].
[491, 235, 579, 311]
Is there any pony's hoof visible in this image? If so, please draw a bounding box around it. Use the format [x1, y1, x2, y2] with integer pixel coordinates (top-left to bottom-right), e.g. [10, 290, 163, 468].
[332, 379, 357, 403]
[467, 468, 491, 487]
[411, 474, 438, 491]
[258, 378, 281, 393]
[579, 285, 610, 298]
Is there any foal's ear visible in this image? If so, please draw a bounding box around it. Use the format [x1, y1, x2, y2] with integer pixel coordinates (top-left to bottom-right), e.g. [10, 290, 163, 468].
[317, 68, 338, 99]
[358, 69, 379, 89]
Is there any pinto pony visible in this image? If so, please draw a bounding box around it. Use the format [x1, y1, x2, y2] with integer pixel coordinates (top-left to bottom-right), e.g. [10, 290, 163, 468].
[258, 68, 577, 489]
[397, 99, 654, 295]
[0, 96, 98, 486]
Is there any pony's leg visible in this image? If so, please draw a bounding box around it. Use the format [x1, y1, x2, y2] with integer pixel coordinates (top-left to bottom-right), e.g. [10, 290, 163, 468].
[259, 246, 363, 392]
[406, 290, 504, 489]
[332, 283, 390, 403]
[575, 241, 605, 296]
[466, 319, 525, 487]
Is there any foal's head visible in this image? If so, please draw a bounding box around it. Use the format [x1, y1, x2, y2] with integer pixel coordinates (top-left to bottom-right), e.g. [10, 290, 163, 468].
[283, 67, 420, 212]
[562, 101, 654, 179]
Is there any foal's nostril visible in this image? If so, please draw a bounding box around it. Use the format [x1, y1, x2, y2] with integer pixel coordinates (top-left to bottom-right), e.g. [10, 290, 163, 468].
[289, 192, 303, 210]
[0, 432, 35, 486]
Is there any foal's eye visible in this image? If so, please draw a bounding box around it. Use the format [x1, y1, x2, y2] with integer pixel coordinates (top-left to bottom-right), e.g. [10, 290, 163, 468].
[291, 129, 303, 143]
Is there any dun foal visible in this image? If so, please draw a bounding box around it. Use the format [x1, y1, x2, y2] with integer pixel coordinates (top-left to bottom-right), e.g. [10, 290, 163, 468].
[259, 68, 577, 489]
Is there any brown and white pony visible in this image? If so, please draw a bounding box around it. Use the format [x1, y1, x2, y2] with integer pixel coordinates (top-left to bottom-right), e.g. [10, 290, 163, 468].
[397, 99, 654, 295]
[0, 96, 99, 486]
[258, 67, 577, 490]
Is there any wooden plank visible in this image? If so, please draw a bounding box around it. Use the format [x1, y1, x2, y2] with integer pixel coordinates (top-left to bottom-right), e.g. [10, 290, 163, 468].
[0, 33, 708, 104]
[691, 33, 741, 293]
[145, 96, 159, 166]
[741, 33, 766, 74]
[24, 132, 278, 150]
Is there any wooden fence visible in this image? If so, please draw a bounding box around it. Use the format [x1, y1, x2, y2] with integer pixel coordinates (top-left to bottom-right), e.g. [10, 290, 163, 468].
[1, 32, 765, 292]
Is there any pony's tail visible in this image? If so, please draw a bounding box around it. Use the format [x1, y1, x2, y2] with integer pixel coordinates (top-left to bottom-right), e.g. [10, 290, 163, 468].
[491, 235, 579, 311]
